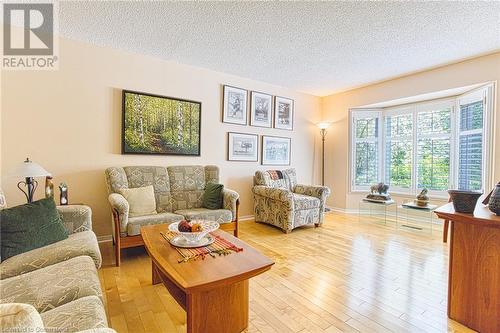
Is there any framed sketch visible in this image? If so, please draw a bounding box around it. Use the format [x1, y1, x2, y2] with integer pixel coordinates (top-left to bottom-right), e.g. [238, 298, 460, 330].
[274, 96, 294, 130]
[223, 85, 248, 125]
[250, 91, 272, 127]
[227, 132, 259, 162]
[262, 136, 291, 165]
[122, 90, 201, 156]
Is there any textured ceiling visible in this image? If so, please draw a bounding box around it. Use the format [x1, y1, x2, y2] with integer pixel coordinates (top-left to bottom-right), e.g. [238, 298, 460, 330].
[58, 1, 500, 96]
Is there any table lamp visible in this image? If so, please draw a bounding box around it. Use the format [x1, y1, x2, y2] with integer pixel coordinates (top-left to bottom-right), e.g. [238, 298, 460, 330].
[12, 158, 51, 203]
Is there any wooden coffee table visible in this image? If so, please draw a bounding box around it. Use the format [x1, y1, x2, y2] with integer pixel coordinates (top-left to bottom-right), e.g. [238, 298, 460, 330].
[141, 224, 274, 333]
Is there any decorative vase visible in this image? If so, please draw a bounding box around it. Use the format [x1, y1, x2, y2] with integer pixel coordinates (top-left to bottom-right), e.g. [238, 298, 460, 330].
[448, 190, 482, 214]
[59, 182, 68, 205]
[45, 176, 54, 199]
[488, 184, 500, 216]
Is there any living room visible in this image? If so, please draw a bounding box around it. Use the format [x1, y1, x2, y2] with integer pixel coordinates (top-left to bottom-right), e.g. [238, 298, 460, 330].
[1, 2, 499, 333]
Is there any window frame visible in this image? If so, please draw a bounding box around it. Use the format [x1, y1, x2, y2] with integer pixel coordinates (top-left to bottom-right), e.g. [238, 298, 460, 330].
[349, 83, 495, 198]
[349, 109, 383, 192]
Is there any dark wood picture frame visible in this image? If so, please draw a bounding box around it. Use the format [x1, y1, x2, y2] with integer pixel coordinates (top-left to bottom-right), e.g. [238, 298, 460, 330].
[261, 135, 291, 166]
[227, 132, 259, 162]
[222, 85, 248, 125]
[122, 89, 202, 156]
[273, 96, 294, 130]
[250, 91, 273, 128]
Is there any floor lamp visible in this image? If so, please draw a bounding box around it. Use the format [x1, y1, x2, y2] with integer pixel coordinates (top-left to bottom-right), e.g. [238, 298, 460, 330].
[316, 122, 331, 186]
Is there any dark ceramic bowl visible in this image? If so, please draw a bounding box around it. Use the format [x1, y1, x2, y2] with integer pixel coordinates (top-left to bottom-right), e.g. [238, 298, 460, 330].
[448, 190, 482, 214]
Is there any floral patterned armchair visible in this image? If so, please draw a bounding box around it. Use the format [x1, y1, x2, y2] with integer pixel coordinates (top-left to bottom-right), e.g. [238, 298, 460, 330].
[252, 169, 330, 233]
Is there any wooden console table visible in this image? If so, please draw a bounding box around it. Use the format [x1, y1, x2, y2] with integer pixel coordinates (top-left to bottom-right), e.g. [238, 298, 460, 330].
[435, 200, 500, 333]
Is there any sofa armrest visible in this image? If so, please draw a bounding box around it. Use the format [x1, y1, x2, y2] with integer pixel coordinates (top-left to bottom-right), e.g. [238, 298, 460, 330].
[108, 193, 129, 235]
[0, 303, 45, 333]
[253, 186, 294, 205]
[222, 188, 239, 220]
[293, 184, 331, 201]
[0, 231, 102, 279]
[57, 205, 92, 234]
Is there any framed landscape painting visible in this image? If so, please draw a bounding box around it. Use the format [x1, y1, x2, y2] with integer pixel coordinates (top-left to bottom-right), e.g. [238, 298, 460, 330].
[274, 96, 294, 130]
[122, 90, 201, 156]
[250, 91, 272, 128]
[222, 85, 248, 125]
[262, 136, 291, 165]
[227, 132, 259, 162]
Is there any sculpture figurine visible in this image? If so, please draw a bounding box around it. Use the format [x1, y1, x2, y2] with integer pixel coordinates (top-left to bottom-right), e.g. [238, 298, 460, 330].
[415, 188, 430, 207]
[366, 183, 392, 203]
[59, 182, 68, 205]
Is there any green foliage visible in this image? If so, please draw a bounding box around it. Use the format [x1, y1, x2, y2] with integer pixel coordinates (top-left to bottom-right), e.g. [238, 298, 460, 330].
[123, 93, 200, 154]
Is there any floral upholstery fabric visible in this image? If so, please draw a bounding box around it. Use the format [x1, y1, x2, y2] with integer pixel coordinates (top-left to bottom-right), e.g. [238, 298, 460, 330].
[0, 303, 46, 333]
[40, 296, 109, 333]
[253, 169, 331, 233]
[0, 231, 101, 280]
[127, 212, 184, 236]
[57, 205, 92, 234]
[1, 256, 101, 313]
[0, 189, 6, 210]
[174, 208, 233, 223]
[293, 194, 320, 210]
[105, 165, 238, 236]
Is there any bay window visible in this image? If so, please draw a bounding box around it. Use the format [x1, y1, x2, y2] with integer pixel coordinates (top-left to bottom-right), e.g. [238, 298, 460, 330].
[349, 85, 494, 197]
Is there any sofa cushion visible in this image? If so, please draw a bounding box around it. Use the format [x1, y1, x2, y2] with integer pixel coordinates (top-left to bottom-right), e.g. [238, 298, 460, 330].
[40, 296, 108, 332]
[202, 183, 224, 209]
[0, 256, 102, 313]
[175, 208, 232, 223]
[123, 166, 173, 212]
[293, 194, 320, 210]
[119, 185, 157, 217]
[0, 230, 102, 279]
[0, 303, 45, 333]
[168, 165, 206, 192]
[127, 212, 184, 236]
[0, 198, 68, 261]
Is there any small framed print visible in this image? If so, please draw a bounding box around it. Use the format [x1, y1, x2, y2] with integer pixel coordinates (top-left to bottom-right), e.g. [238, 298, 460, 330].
[250, 91, 272, 128]
[274, 96, 294, 130]
[262, 136, 291, 165]
[228, 132, 259, 162]
[222, 85, 248, 125]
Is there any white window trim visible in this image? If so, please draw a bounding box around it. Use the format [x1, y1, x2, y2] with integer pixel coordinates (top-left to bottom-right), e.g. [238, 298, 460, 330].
[349, 83, 496, 198]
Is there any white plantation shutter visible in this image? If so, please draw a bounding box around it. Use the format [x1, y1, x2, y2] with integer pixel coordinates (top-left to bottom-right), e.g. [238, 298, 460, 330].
[416, 106, 452, 192]
[458, 99, 484, 191]
[384, 111, 413, 192]
[351, 111, 381, 190]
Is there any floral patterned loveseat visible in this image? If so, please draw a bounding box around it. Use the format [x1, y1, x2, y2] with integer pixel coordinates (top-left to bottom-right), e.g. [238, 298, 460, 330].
[253, 169, 330, 233]
[105, 165, 239, 265]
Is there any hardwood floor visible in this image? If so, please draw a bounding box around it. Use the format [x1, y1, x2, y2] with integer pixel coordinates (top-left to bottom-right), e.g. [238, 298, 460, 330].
[98, 212, 476, 333]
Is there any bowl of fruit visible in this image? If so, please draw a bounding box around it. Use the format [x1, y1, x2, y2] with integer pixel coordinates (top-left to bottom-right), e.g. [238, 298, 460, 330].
[168, 220, 219, 244]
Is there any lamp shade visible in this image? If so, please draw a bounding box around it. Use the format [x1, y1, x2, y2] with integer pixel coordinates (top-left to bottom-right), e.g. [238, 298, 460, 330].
[11, 158, 51, 178]
[316, 122, 331, 130]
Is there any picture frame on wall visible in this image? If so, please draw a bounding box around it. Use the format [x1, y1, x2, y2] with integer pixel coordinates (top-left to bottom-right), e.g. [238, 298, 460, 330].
[227, 132, 259, 162]
[274, 96, 294, 130]
[262, 135, 291, 165]
[250, 91, 272, 128]
[222, 85, 248, 125]
[122, 90, 201, 156]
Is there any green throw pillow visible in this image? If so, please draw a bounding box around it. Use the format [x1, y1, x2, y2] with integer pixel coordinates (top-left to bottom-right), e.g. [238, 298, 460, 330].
[0, 198, 68, 261]
[202, 183, 224, 210]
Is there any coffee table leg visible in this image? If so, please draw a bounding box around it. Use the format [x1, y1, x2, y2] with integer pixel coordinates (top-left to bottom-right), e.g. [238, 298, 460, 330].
[186, 279, 249, 333]
[152, 261, 161, 285]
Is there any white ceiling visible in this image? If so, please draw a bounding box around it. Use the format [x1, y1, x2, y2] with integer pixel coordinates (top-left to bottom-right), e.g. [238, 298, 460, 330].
[58, 1, 500, 96]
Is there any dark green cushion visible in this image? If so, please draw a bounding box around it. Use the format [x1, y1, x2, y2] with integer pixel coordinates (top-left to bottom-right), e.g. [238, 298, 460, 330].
[202, 183, 224, 210]
[0, 198, 68, 261]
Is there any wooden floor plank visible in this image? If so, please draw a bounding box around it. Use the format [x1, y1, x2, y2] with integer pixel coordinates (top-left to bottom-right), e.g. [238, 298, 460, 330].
[98, 212, 477, 333]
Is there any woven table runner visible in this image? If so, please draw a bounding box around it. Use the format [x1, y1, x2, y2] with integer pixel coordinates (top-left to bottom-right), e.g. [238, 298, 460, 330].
[160, 232, 243, 263]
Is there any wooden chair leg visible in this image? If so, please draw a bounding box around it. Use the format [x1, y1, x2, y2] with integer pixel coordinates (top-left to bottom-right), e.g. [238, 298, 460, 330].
[443, 219, 449, 243]
[112, 209, 121, 267]
[234, 198, 240, 238]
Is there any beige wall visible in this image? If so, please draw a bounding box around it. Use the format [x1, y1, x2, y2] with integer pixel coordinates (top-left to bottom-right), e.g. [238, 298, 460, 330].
[322, 52, 500, 210]
[1, 38, 322, 237]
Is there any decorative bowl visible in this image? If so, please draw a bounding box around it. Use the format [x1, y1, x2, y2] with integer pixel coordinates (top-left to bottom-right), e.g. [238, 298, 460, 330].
[168, 220, 220, 243]
[448, 190, 482, 214]
[414, 199, 429, 207]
